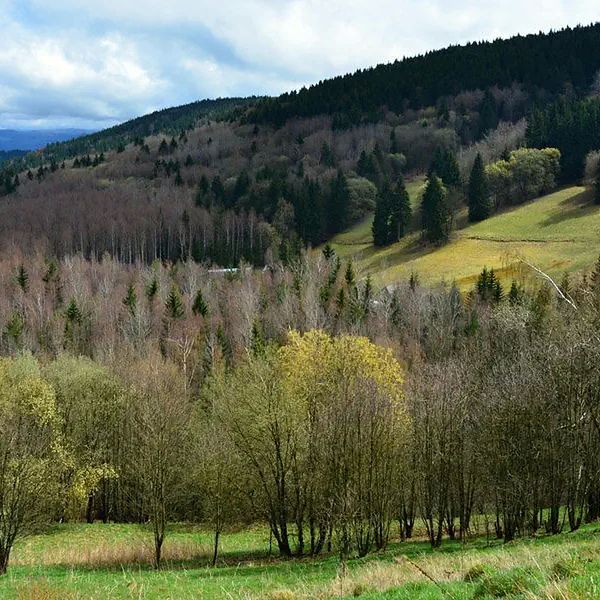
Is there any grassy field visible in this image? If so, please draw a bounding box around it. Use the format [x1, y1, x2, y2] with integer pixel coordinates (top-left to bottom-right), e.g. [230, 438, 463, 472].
[330, 182, 600, 290]
[4, 522, 600, 599]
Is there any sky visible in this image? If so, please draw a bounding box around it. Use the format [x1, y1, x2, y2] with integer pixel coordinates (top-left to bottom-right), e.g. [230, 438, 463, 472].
[1, 0, 598, 130]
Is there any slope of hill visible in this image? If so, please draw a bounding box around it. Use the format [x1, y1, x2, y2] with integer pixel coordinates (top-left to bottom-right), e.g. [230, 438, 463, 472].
[39, 97, 256, 162]
[330, 185, 600, 289]
[250, 23, 600, 126]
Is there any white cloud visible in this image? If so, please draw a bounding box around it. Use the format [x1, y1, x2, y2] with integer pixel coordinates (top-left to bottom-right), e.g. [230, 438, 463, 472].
[1, 0, 599, 128]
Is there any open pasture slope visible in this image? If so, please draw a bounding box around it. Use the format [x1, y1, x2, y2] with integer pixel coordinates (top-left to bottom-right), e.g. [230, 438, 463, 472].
[330, 185, 600, 290]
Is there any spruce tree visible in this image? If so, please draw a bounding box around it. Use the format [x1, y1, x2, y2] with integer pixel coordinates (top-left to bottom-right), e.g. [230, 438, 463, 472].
[429, 148, 461, 188]
[165, 284, 185, 320]
[345, 261, 356, 287]
[123, 284, 137, 316]
[192, 288, 209, 317]
[388, 178, 412, 241]
[15, 264, 28, 293]
[422, 175, 451, 244]
[327, 170, 350, 235]
[64, 298, 82, 346]
[372, 188, 390, 247]
[508, 281, 523, 305]
[468, 153, 491, 222]
[146, 276, 159, 302]
[322, 243, 335, 260]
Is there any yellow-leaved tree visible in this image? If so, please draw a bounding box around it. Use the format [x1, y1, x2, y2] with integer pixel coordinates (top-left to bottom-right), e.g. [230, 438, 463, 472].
[0, 355, 63, 575]
[212, 330, 409, 559]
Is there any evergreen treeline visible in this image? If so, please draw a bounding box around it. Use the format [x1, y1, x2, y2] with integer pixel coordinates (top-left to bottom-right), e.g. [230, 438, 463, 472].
[249, 24, 600, 127]
[527, 96, 600, 181]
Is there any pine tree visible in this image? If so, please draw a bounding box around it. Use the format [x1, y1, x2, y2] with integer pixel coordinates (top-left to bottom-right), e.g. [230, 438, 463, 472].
[192, 288, 209, 317]
[468, 153, 491, 222]
[422, 175, 451, 244]
[372, 188, 390, 247]
[15, 264, 28, 293]
[123, 284, 137, 316]
[165, 284, 185, 320]
[595, 164, 600, 205]
[388, 178, 412, 241]
[357, 150, 369, 176]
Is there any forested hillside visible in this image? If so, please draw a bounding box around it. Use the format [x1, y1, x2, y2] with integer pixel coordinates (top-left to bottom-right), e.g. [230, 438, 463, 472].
[0, 24, 598, 273]
[249, 23, 600, 126]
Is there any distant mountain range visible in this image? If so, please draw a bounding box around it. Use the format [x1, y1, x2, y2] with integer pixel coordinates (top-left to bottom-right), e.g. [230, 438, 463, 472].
[0, 129, 94, 151]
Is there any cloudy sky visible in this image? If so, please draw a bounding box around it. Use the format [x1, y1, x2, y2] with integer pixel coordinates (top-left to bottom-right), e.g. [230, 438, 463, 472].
[1, 0, 598, 130]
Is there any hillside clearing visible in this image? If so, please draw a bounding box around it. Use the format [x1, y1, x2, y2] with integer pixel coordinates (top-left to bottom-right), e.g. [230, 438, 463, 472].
[329, 185, 600, 290]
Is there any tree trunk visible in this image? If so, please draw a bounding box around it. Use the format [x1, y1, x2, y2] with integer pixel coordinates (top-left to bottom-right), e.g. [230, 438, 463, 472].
[86, 493, 95, 524]
[212, 529, 220, 567]
[0, 547, 10, 576]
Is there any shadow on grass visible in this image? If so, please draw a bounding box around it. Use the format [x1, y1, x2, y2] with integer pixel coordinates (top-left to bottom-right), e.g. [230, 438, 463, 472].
[541, 189, 596, 227]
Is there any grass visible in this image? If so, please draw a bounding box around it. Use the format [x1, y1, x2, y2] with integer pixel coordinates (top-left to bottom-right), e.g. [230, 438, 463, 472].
[3, 522, 600, 599]
[329, 183, 600, 290]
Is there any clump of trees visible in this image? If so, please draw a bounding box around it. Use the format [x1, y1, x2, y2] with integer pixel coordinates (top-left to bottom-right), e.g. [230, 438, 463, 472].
[372, 179, 412, 247]
[486, 148, 561, 210]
